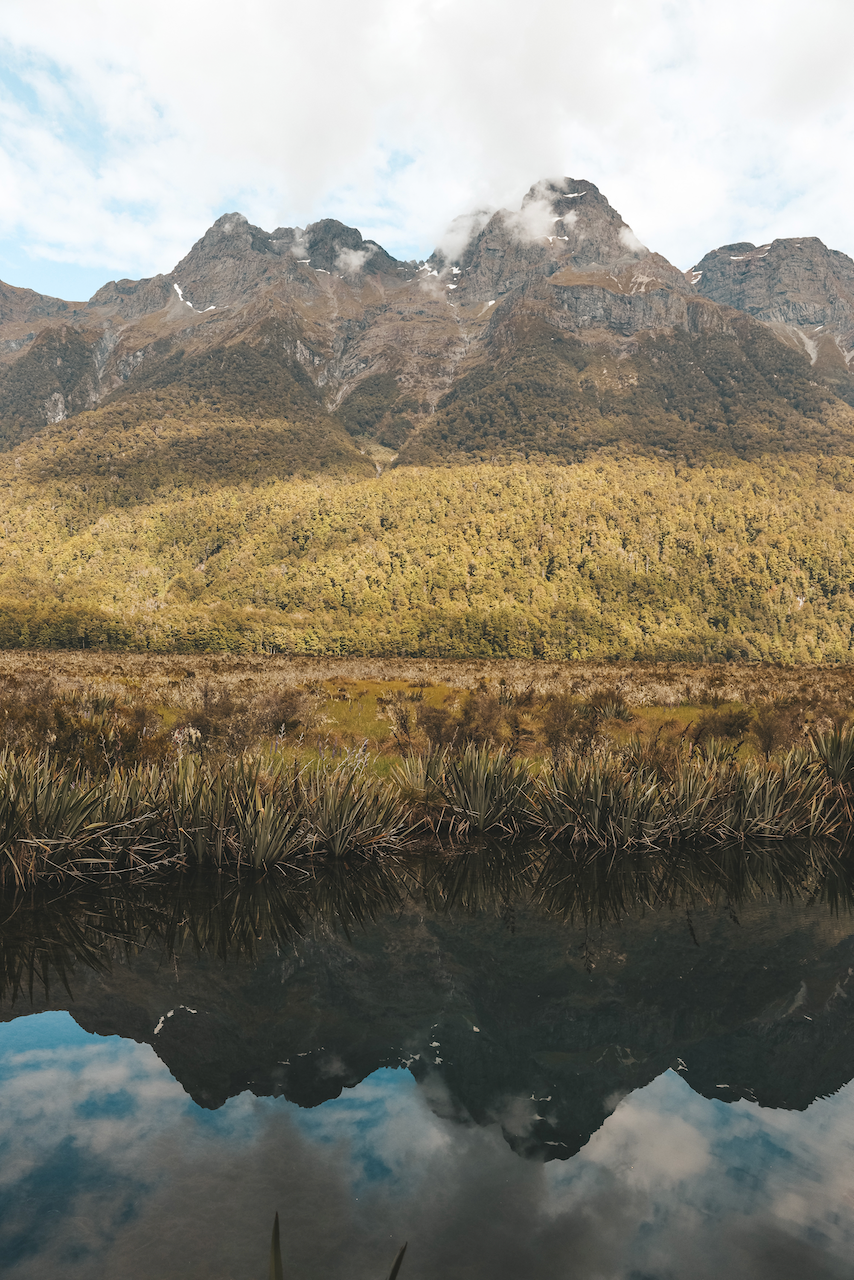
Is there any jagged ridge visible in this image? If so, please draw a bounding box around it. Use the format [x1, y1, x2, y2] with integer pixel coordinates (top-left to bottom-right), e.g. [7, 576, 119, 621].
[0, 178, 852, 463]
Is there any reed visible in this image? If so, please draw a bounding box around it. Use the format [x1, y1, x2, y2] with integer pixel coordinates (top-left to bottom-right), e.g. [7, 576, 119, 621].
[267, 1213, 405, 1280]
[2, 727, 854, 887]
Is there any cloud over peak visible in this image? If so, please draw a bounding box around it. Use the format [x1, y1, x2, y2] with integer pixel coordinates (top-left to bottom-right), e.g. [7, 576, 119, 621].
[0, 0, 853, 293]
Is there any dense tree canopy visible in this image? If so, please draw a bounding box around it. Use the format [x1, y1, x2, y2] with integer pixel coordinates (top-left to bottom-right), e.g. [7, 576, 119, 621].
[2, 416, 853, 660]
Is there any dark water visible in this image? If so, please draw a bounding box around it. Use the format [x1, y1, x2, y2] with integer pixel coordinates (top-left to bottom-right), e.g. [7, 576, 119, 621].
[2, 848, 854, 1278]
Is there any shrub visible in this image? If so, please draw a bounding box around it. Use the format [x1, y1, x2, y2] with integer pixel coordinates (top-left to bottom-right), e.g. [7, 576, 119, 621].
[457, 691, 504, 747]
[750, 701, 797, 760]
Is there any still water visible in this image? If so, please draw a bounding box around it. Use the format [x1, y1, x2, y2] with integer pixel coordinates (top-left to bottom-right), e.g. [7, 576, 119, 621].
[1, 851, 854, 1278]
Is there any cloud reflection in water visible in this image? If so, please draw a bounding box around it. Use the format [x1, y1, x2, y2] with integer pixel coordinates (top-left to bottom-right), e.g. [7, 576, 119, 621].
[0, 1011, 853, 1279]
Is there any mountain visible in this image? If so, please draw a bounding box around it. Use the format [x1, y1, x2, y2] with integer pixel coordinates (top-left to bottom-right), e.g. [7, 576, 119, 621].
[3, 180, 854, 657]
[2, 178, 854, 462]
[692, 236, 854, 405]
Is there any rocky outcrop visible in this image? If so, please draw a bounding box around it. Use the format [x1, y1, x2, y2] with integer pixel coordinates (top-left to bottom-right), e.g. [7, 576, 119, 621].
[87, 274, 176, 321]
[693, 237, 854, 372]
[551, 268, 692, 337]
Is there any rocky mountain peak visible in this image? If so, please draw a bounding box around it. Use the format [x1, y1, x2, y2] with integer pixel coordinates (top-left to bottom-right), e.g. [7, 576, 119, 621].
[4, 177, 854, 450]
[520, 176, 649, 266]
[438, 176, 660, 304]
[692, 235, 854, 370]
[167, 212, 290, 310]
[88, 211, 407, 319]
[188, 211, 253, 249]
[295, 218, 402, 276]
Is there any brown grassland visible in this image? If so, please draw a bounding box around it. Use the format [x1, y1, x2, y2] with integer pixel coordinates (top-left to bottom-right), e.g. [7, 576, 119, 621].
[3, 650, 854, 767]
[4, 651, 854, 889]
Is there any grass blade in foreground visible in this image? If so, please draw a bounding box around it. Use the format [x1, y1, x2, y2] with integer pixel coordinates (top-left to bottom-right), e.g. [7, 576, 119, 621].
[266, 1212, 403, 1280]
[387, 1242, 407, 1279]
[270, 1211, 284, 1280]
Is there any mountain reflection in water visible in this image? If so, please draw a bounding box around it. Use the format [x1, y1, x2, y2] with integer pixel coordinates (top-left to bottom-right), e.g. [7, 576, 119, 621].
[2, 844, 854, 1278]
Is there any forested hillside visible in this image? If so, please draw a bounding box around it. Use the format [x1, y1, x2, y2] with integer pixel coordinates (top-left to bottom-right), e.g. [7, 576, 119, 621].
[2, 178, 854, 659]
[2, 425, 853, 660]
[398, 317, 854, 466]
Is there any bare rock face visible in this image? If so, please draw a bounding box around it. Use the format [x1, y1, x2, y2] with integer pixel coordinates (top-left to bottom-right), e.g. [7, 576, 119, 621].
[441, 178, 687, 306]
[692, 237, 854, 375]
[548, 256, 697, 338]
[2, 178, 854, 455]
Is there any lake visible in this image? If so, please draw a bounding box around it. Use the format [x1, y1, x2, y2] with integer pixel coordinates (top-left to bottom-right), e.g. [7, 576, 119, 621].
[1, 849, 853, 1278]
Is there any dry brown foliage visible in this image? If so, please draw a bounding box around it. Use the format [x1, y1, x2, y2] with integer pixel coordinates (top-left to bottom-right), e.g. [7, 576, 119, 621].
[0, 651, 852, 765]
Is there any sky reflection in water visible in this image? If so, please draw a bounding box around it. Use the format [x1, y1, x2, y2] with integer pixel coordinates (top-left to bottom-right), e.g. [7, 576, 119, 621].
[1, 1011, 853, 1279]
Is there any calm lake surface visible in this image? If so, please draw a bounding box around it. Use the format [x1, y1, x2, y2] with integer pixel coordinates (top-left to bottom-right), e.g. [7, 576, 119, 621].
[2, 851, 854, 1278]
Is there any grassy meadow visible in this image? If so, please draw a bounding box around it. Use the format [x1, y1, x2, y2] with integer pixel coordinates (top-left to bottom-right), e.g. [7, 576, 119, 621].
[1, 653, 854, 888]
[1, 651, 853, 764]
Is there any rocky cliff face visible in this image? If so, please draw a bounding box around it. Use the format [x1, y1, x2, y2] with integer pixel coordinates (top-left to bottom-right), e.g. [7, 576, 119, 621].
[693, 236, 854, 389]
[1, 180, 853, 457]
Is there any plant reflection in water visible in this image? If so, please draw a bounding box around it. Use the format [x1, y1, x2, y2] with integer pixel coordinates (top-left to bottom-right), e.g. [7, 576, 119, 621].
[3, 835, 854, 1001]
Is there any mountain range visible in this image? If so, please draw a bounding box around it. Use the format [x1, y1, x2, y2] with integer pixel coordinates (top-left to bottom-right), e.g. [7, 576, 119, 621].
[2, 177, 853, 462]
[3, 179, 854, 658]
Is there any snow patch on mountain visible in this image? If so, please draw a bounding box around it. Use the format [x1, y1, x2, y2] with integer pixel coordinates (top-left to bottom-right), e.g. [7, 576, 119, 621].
[173, 283, 214, 313]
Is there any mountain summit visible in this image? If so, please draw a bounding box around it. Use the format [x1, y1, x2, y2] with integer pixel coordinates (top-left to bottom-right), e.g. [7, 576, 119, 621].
[692, 236, 854, 392]
[0, 178, 853, 460]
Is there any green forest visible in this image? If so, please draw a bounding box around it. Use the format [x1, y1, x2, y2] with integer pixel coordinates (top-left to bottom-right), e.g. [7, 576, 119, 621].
[398, 316, 854, 466]
[2, 393, 854, 660]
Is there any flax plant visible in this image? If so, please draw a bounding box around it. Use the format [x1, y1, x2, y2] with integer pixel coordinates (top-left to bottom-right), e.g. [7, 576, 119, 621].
[440, 744, 534, 840]
[4, 727, 854, 889]
[298, 763, 410, 858]
[388, 749, 449, 832]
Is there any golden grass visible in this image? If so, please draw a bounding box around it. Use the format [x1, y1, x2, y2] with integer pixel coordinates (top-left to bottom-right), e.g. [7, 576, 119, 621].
[3, 651, 854, 701]
[0, 651, 852, 764]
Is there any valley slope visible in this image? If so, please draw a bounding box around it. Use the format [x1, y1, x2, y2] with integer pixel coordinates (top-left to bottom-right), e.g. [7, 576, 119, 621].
[2, 180, 854, 658]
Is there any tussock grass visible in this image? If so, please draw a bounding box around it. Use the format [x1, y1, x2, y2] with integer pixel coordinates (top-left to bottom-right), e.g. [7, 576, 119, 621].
[2, 723, 854, 886]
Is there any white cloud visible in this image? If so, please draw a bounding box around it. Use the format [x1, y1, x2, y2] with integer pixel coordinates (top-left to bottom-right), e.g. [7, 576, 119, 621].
[4, 1021, 854, 1280]
[334, 244, 375, 274]
[0, 0, 853, 292]
[436, 208, 493, 263]
[619, 226, 647, 254]
[506, 198, 566, 244]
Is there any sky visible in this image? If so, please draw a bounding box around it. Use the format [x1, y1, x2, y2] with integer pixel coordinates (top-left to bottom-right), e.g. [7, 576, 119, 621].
[1, 0, 854, 301]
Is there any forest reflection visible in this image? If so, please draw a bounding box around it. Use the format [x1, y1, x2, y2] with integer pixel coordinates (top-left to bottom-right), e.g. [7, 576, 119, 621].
[3, 838, 854, 1002]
